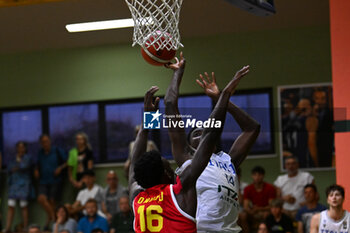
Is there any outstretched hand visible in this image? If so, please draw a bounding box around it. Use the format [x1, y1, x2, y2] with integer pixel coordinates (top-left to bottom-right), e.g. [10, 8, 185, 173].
[144, 86, 160, 112]
[196, 72, 220, 100]
[224, 65, 250, 95]
[165, 52, 186, 71]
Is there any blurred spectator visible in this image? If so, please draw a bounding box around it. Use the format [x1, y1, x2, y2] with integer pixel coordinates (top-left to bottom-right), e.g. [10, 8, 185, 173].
[53, 205, 77, 233]
[14, 223, 25, 232]
[35, 134, 67, 230]
[240, 166, 276, 232]
[274, 156, 314, 218]
[5, 141, 32, 232]
[282, 98, 319, 168]
[66, 170, 104, 217]
[265, 199, 294, 233]
[257, 222, 270, 233]
[124, 125, 158, 179]
[77, 199, 108, 233]
[28, 224, 41, 233]
[68, 132, 94, 189]
[296, 98, 319, 167]
[101, 171, 127, 222]
[59, 231, 70, 233]
[91, 229, 104, 233]
[313, 89, 334, 167]
[110, 196, 134, 233]
[296, 184, 326, 233]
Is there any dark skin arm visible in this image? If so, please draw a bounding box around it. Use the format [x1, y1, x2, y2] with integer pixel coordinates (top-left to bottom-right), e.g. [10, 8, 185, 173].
[196, 72, 260, 168]
[176, 65, 251, 217]
[164, 52, 191, 167]
[128, 86, 160, 201]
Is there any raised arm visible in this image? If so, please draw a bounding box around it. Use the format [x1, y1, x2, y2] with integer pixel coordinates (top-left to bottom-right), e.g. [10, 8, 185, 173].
[164, 52, 191, 167]
[129, 86, 160, 200]
[196, 72, 260, 168]
[181, 66, 250, 189]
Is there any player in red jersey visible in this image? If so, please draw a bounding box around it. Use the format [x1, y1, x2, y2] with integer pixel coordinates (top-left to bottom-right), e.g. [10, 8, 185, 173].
[129, 61, 245, 232]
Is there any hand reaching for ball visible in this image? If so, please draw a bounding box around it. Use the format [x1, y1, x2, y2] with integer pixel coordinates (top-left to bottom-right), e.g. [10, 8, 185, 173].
[165, 52, 186, 72]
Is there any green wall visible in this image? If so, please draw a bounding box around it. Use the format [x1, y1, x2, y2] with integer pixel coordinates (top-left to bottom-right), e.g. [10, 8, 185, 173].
[0, 25, 335, 228]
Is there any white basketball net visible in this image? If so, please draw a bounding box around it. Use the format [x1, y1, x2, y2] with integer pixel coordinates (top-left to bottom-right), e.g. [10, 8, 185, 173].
[125, 0, 184, 51]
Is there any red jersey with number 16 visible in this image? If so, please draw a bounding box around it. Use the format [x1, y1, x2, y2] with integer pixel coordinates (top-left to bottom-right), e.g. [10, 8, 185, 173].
[133, 176, 196, 233]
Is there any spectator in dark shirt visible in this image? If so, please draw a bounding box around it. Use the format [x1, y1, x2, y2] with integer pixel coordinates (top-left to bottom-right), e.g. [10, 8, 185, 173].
[68, 132, 94, 189]
[296, 184, 326, 233]
[101, 171, 127, 222]
[257, 222, 270, 233]
[35, 134, 67, 230]
[240, 166, 276, 232]
[110, 196, 134, 233]
[266, 199, 294, 233]
[77, 199, 108, 233]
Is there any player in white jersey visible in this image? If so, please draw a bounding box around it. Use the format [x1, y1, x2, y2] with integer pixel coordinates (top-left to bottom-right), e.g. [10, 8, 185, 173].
[310, 184, 350, 233]
[164, 53, 260, 232]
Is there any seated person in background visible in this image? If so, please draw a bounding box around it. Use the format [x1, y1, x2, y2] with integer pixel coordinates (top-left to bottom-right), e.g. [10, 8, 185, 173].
[240, 166, 276, 232]
[53, 205, 77, 233]
[296, 184, 326, 233]
[77, 199, 108, 233]
[266, 199, 294, 233]
[101, 171, 127, 222]
[68, 132, 94, 189]
[274, 156, 314, 219]
[66, 170, 104, 217]
[110, 196, 133, 233]
[257, 222, 270, 233]
[28, 224, 41, 233]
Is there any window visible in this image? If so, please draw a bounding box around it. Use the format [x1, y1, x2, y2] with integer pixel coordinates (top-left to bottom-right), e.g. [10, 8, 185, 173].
[105, 101, 145, 162]
[2, 110, 42, 165]
[49, 104, 99, 161]
[0, 89, 274, 165]
[221, 91, 274, 155]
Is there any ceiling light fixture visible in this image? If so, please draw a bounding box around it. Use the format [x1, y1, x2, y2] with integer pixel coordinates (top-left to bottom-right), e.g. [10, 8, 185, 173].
[66, 17, 153, 33]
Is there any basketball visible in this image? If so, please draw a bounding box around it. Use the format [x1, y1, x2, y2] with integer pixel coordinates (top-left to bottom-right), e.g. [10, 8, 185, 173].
[141, 31, 177, 66]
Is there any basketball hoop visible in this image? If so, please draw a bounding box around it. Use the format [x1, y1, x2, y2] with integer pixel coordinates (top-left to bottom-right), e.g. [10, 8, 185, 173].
[125, 0, 184, 51]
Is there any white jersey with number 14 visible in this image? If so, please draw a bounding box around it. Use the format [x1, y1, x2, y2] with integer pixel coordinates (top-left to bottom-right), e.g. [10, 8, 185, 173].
[176, 151, 241, 232]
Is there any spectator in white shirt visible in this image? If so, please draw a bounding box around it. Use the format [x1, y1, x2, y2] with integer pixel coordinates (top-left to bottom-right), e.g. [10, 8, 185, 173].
[65, 170, 104, 217]
[274, 156, 314, 219]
